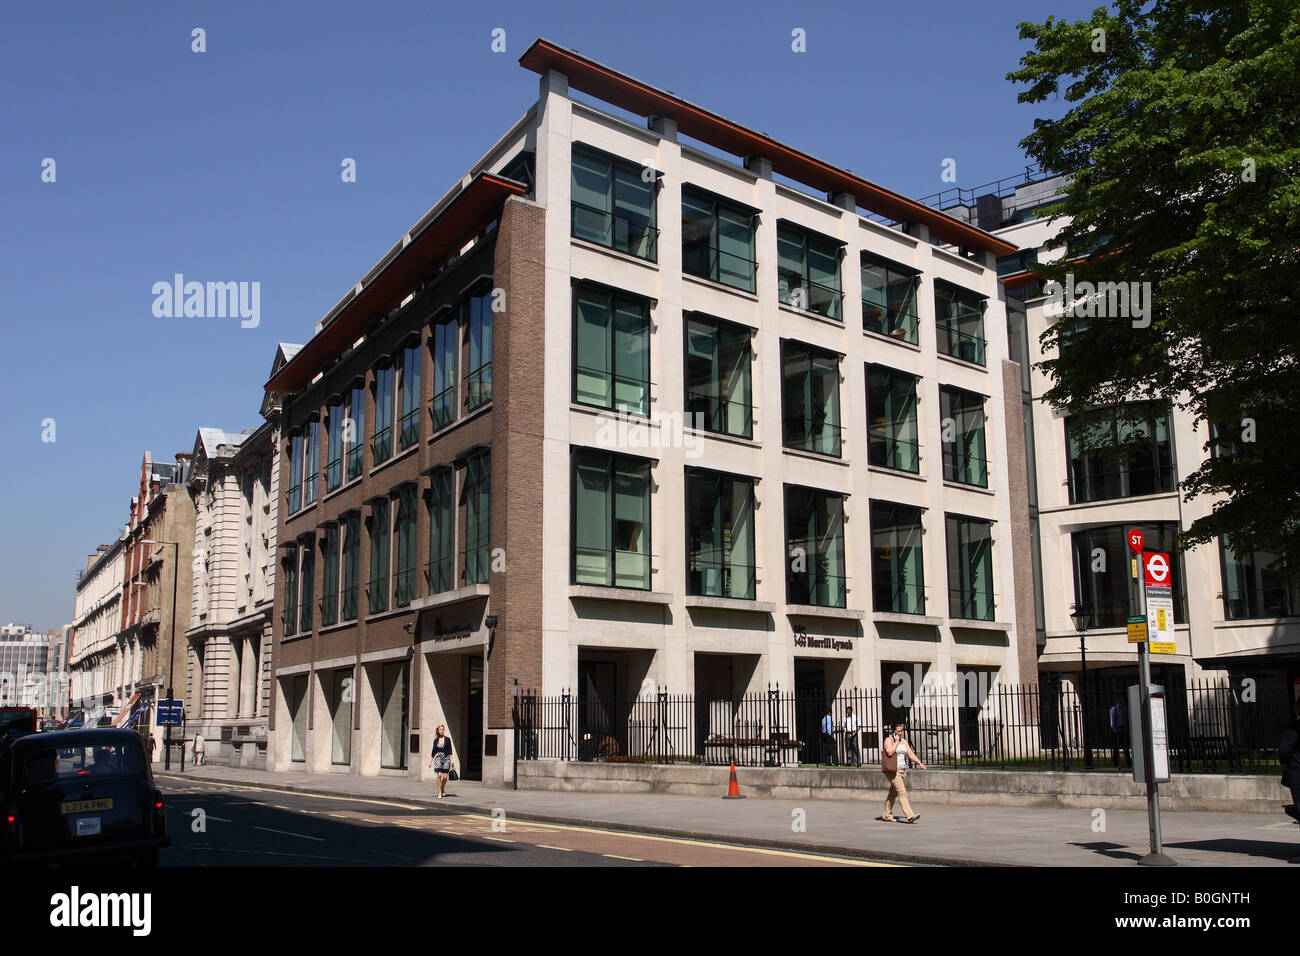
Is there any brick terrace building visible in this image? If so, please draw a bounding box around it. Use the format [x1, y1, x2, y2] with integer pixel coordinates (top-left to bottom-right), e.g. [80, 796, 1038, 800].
[265, 40, 1034, 784]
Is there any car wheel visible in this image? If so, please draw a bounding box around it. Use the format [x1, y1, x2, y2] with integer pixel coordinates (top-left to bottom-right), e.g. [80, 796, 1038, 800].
[137, 848, 159, 868]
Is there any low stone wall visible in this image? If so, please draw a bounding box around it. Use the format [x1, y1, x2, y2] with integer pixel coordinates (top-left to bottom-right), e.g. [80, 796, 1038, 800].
[517, 761, 1289, 812]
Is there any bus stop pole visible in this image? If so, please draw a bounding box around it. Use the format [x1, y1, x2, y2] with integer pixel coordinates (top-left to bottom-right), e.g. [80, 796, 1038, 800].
[1133, 554, 1174, 866]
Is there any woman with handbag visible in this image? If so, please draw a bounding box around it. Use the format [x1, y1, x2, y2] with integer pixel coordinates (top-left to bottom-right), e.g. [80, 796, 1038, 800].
[880, 722, 926, 823]
[428, 725, 457, 798]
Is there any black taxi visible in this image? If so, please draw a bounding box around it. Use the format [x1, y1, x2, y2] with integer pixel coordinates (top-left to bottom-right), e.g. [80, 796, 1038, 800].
[1, 728, 168, 866]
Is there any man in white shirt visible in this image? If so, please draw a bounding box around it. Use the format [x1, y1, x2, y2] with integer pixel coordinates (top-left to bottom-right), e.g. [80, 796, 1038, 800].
[881, 722, 926, 823]
[843, 706, 861, 766]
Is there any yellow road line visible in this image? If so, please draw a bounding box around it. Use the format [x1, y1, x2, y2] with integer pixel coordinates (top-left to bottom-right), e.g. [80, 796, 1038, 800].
[537, 844, 573, 852]
[483, 836, 515, 843]
[161, 777, 426, 810]
[604, 854, 643, 862]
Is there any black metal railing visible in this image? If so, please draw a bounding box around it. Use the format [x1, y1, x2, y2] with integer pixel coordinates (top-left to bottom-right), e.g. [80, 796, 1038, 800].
[372, 427, 393, 466]
[863, 303, 919, 343]
[937, 321, 987, 366]
[431, 387, 455, 431]
[868, 433, 920, 472]
[685, 390, 752, 440]
[425, 557, 453, 596]
[782, 413, 843, 457]
[943, 449, 989, 487]
[778, 269, 841, 320]
[517, 678, 1291, 773]
[398, 408, 419, 451]
[571, 202, 658, 261]
[683, 246, 757, 293]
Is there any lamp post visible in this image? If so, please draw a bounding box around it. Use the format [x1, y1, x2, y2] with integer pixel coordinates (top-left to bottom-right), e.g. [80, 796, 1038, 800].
[1070, 604, 1093, 769]
[511, 678, 519, 792]
[142, 539, 180, 770]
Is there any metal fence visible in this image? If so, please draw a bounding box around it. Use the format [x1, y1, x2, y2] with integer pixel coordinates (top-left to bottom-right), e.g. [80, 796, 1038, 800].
[516, 679, 1290, 774]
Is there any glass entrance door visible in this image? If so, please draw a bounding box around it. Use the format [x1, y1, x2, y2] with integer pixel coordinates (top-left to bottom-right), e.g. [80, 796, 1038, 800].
[465, 656, 483, 780]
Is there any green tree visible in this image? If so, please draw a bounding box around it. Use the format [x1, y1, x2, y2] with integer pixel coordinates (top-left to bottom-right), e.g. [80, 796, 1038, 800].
[1009, 0, 1300, 577]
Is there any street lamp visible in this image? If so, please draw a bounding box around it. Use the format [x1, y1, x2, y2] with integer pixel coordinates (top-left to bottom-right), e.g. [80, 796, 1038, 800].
[142, 539, 180, 770]
[1070, 604, 1093, 769]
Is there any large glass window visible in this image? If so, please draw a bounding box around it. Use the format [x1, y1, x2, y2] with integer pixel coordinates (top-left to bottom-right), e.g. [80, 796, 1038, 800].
[681, 186, 756, 292]
[372, 363, 394, 465]
[1066, 404, 1174, 503]
[325, 401, 343, 493]
[871, 501, 925, 615]
[571, 144, 657, 261]
[685, 314, 752, 439]
[572, 449, 651, 590]
[866, 365, 919, 473]
[785, 486, 846, 608]
[946, 515, 994, 621]
[464, 453, 491, 586]
[686, 469, 755, 600]
[940, 387, 988, 487]
[321, 524, 339, 628]
[368, 498, 390, 614]
[573, 284, 650, 416]
[427, 469, 454, 595]
[466, 287, 493, 410]
[781, 340, 841, 456]
[1220, 540, 1295, 620]
[289, 675, 308, 763]
[328, 668, 352, 766]
[431, 315, 457, 431]
[287, 431, 303, 515]
[777, 222, 842, 320]
[298, 537, 314, 632]
[282, 542, 298, 637]
[341, 513, 360, 621]
[935, 280, 987, 366]
[861, 254, 919, 343]
[1072, 523, 1184, 628]
[379, 661, 408, 770]
[394, 485, 417, 608]
[345, 382, 366, 480]
[303, 419, 319, 506]
[398, 341, 421, 451]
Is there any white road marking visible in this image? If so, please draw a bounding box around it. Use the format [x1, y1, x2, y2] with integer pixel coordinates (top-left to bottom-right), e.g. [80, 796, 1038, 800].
[254, 825, 325, 842]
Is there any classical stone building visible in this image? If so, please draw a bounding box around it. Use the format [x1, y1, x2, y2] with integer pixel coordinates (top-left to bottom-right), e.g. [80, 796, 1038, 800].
[264, 40, 1032, 785]
[70, 540, 127, 716]
[184, 402, 281, 767]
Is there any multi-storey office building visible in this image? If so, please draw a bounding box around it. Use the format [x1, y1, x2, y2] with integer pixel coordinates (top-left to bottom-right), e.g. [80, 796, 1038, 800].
[950, 169, 1300, 708]
[0, 624, 55, 713]
[185, 413, 279, 767]
[70, 539, 127, 714]
[265, 40, 1032, 784]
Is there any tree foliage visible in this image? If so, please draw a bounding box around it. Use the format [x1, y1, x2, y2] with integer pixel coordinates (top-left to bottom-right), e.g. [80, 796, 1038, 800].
[1008, 0, 1300, 575]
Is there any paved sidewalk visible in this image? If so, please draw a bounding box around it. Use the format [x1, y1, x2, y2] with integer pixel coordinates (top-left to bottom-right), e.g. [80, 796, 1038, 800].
[160, 764, 1300, 866]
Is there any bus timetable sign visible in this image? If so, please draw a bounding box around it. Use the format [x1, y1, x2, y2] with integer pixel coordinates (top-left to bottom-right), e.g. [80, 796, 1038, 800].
[1143, 551, 1175, 651]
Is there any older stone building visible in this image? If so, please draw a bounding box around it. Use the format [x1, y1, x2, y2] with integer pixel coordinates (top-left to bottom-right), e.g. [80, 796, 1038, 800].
[184, 395, 282, 767]
[70, 539, 127, 717]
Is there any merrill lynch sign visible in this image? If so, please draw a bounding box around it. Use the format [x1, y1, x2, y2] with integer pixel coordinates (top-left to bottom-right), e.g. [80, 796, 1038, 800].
[793, 633, 852, 651]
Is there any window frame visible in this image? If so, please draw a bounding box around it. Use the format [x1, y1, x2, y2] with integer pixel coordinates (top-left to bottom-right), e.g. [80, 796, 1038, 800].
[870, 500, 926, 615]
[861, 252, 920, 343]
[945, 513, 995, 622]
[680, 184, 757, 293]
[780, 339, 842, 457]
[866, 364, 920, 474]
[783, 484, 848, 609]
[939, 386, 989, 488]
[571, 282, 651, 418]
[684, 312, 754, 440]
[776, 221, 843, 320]
[934, 279, 988, 367]
[685, 466, 757, 600]
[570, 448, 653, 591]
[570, 143, 659, 262]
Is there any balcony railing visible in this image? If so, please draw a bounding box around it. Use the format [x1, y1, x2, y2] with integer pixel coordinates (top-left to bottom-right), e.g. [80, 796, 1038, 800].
[687, 551, 756, 601]
[571, 202, 658, 261]
[782, 413, 843, 457]
[366, 575, 389, 615]
[863, 303, 919, 344]
[325, 456, 342, 493]
[874, 581, 926, 616]
[683, 246, 757, 293]
[425, 557, 453, 596]
[943, 449, 989, 487]
[937, 321, 987, 366]
[778, 269, 842, 320]
[467, 365, 492, 410]
[431, 386, 455, 431]
[394, 567, 417, 608]
[573, 546, 651, 591]
[949, 588, 995, 621]
[372, 427, 393, 466]
[685, 390, 752, 440]
[398, 408, 419, 451]
[868, 433, 920, 473]
[574, 366, 650, 417]
[346, 445, 364, 481]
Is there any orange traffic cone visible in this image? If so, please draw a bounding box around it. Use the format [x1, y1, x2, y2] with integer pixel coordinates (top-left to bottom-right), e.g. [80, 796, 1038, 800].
[722, 761, 745, 799]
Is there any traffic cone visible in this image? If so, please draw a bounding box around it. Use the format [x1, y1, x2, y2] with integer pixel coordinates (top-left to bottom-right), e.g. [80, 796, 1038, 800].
[722, 761, 745, 799]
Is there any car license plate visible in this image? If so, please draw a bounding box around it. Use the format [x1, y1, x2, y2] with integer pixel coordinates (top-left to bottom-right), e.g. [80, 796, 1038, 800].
[75, 817, 102, 837]
[62, 798, 113, 814]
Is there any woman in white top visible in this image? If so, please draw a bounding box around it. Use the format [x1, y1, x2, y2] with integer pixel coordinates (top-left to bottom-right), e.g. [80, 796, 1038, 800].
[881, 722, 926, 823]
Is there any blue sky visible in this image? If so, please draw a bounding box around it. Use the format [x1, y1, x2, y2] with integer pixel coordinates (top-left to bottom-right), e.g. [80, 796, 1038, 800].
[0, 0, 1101, 630]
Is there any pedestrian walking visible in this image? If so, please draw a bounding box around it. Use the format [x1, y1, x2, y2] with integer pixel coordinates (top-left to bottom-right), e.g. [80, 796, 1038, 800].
[1280, 699, 1300, 830]
[193, 733, 205, 767]
[146, 734, 157, 764]
[843, 705, 861, 766]
[880, 722, 926, 823]
[428, 725, 457, 798]
[820, 706, 838, 766]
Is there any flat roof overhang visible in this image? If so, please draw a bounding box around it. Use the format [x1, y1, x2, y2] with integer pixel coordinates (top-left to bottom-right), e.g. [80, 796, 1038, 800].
[266, 171, 526, 394]
[520, 38, 1017, 258]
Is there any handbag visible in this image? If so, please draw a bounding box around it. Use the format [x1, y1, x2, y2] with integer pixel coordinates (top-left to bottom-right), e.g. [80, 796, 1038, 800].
[882, 747, 898, 773]
[449, 768, 459, 781]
